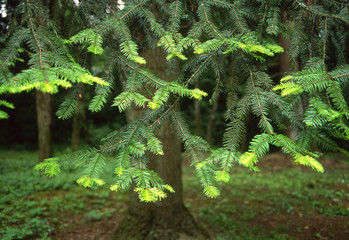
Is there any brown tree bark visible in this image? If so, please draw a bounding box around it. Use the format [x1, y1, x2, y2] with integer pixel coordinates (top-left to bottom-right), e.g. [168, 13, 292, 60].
[206, 91, 220, 144]
[194, 81, 201, 136]
[71, 93, 85, 151]
[35, 90, 52, 161]
[114, 48, 209, 240]
[71, 111, 80, 151]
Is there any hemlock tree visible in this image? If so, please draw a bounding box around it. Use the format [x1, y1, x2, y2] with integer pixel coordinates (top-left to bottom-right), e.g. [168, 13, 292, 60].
[1, 0, 348, 239]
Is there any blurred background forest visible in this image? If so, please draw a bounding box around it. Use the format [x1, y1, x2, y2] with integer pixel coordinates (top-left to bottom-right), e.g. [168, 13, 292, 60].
[1, 0, 349, 240]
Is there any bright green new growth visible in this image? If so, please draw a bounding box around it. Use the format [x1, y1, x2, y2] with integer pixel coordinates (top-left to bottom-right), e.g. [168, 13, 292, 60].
[157, 33, 193, 60]
[274, 59, 349, 141]
[35, 158, 60, 177]
[194, 34, 283, 62]
[294, 155, 324, 173]
[214, 171, 230, 183]
[2, 0, 348, 202]
[203, 186, 221, 199]
[69, 29, 104, 55]
[0, 100, 15, 119]
[77, 176, 106, 188]
[120, 41, 146, 64]
[0, 0, 108, 121]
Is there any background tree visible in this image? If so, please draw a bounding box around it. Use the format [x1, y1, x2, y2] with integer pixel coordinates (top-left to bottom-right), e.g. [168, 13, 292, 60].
[36, 90, 52, 161]
[0, 0, 107, 160]
[1, 0, 348, 239]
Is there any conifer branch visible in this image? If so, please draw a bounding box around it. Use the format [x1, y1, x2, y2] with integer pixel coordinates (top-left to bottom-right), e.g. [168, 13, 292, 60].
[139, 6, 183, 59]
[96, 0, 144, 33]
[211, 0, 234, 9]
[201, 3, 225, 39]
[331, 73, 349, 79]
[223, 97, 251, 152]
[328, 0, 349, 7]
[258, 4, 268, 41]
[56, 95, 78, 119]
[88, 152, 104, 179]
[295, 0, 349, 24]
[171, 110, 199, 163]
[115, 54, 167, 87]
[150, 98, 180, 128]
[169, 0, 180, 33]
[209, 56, 223, 103]
[242, 53, 274, 134]
[0, 28, 29, 70]
[89, 60, 114, 112]
[171, 109, 212, 191]
[232, 6, 247, 34]
[188, 22, 206, 41]
[27, 0, 44, 69]
[81, 0, 98, 28]
[100, 109, 159, 153]
[187, 51, 217, 84]
[258, 91, 302, 129]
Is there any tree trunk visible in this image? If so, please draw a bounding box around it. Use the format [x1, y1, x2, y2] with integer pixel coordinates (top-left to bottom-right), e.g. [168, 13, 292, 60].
[71, 93, 85, 151]
[206, 91, 220, 144]
[115, 124, 208, 240]
[114, 48, 209, 240]
[35, 90, 52, 161]
[194, 81, 201, 136]
[71, 112, 80, 151]
[278, 35, 291, 77]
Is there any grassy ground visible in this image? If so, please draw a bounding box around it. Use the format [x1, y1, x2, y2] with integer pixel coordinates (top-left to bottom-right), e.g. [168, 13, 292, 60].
[0, 150, 348, 240]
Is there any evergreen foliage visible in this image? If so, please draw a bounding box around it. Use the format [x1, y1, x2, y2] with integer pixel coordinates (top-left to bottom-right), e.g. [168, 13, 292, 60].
[1, 0, 348, 202]
[0, 99, 14, 119]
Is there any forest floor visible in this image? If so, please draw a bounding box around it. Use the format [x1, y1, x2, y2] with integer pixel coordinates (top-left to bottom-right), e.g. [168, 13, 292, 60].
[0, 150, 348, 240]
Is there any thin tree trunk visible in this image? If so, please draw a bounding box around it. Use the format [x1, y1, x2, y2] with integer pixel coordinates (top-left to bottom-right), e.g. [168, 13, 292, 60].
[82, 105, 89, 145]
[194, 81, 201, 136]
[206, 91, 220, 144]
[71, 112, 80, 151]
[278, 35, 290, 77]
[35, 90, 52, 161]
[71, 93, 85, 151]
[114, 47, 208, 240]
